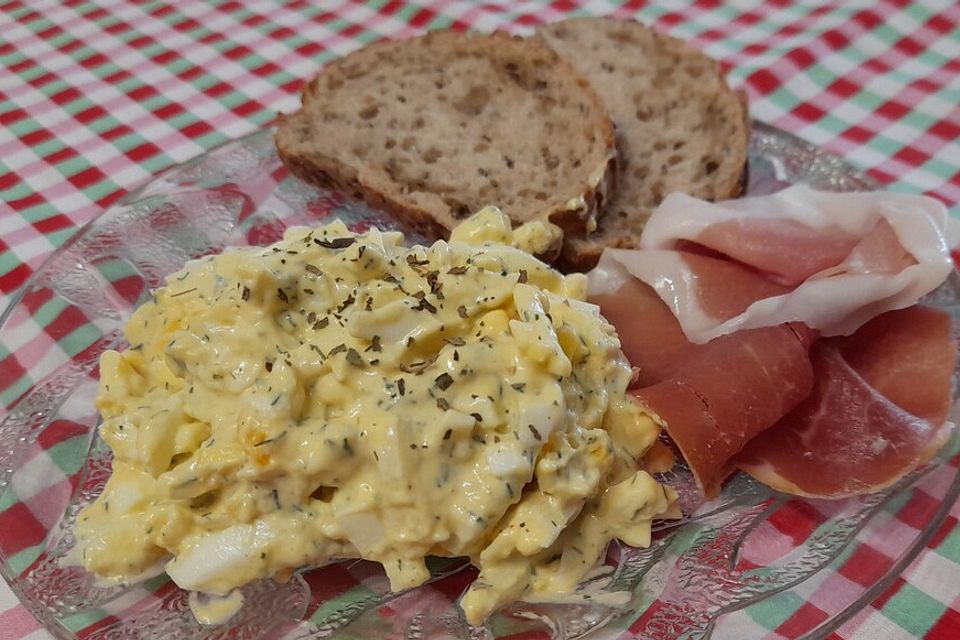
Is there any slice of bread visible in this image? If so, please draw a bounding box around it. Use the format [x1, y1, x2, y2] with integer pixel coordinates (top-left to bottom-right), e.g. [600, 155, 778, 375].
[275, 30, 616, 256]
[538, 18, 750, 271]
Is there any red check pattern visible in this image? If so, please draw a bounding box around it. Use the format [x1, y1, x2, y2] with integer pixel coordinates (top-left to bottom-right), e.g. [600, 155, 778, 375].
[1, 1, 959, 639]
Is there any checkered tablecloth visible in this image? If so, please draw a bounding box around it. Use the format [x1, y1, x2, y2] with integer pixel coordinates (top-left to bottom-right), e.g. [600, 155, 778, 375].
[1, 1, 958, 638]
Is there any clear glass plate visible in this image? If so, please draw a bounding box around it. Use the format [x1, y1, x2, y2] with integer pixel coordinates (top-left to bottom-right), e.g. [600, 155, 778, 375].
[1, 123, 958, 640]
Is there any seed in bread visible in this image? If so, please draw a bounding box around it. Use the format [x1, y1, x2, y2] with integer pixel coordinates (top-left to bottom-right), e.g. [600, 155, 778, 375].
[275, 30, 617, 258]
[538, 17, 750, 271]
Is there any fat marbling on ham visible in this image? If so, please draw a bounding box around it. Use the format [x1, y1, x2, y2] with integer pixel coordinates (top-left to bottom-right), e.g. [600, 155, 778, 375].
[588, 186, 958, 499]
[597, 185, 957, 344]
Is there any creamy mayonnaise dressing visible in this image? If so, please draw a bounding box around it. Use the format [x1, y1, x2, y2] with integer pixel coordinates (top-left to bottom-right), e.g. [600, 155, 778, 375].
[74, 207, 676, 625]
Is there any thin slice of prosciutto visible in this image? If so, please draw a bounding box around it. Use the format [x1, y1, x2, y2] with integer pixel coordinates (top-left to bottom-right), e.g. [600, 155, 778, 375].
[588, 187, 958, 498]
[734, 306, 955, 498]
[592, 277, 817, 497]
[596, 185, 957, 344]
[633, 321, 817, 497]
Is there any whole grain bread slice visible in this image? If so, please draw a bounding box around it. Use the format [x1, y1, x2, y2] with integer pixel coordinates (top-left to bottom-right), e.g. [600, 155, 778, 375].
[538, 18, 750, 271]
[275, 30, 616, 256]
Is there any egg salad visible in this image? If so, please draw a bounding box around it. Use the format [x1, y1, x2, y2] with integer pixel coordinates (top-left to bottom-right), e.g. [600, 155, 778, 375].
[74, 207, 677, 625]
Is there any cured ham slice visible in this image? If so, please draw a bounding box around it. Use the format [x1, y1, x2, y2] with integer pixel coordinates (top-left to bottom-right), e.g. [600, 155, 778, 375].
[633, 323, 816, 497]
[735, 307, 956, 498]
[599, 185, 956, 343]
[832, 306, 956, 425]
[591, 249, 791, 343]
[590, 276, 694, 387]
[593, 276, 955, 498]
[587, 187, 958, 499]
[592, 277, 817, 497]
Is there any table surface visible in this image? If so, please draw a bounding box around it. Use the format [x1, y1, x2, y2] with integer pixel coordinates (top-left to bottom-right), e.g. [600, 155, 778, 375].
[1, 1, 958, 639]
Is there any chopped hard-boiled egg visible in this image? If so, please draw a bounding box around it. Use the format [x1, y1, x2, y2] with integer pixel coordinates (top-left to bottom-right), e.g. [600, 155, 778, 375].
[74, 206, 676, 625]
